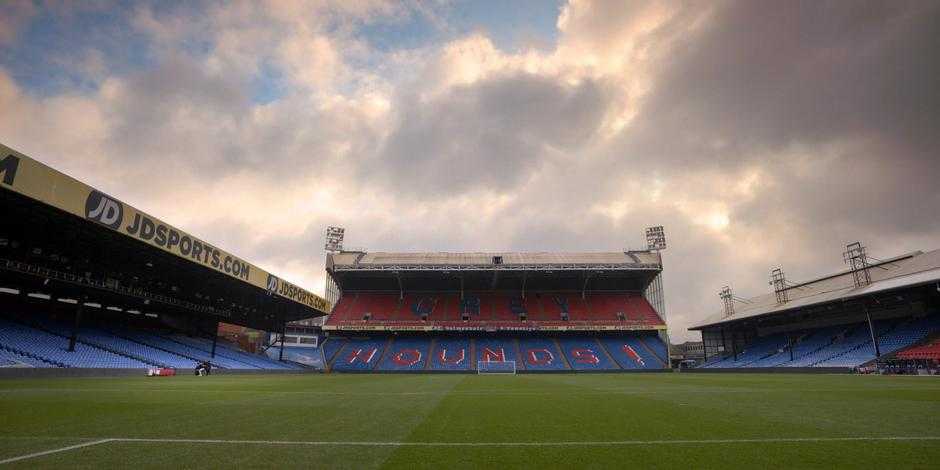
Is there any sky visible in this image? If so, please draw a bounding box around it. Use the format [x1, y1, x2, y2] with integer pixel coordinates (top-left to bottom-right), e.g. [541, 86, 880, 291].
[1, 0, 938, 342]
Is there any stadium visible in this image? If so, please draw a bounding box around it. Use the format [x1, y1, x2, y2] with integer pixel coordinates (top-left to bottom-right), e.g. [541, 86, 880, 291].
[320, 249, 668, 372]
[1, 141, 939, 468]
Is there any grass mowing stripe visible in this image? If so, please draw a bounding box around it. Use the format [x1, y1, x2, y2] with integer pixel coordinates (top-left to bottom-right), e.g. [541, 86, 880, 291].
[0, 439, 113, 465]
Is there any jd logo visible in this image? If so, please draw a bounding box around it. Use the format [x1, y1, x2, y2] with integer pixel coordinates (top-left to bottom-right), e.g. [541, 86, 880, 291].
[85, 191, 124, 229]
[266, 274, 279, 295]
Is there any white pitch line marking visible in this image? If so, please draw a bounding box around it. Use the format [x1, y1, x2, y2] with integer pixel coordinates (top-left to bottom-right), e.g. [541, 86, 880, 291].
[103, 436, 940, 447]
[1, 435, 937, 461]
[0, 439, 113, 465]
[1, 387, 936, 396]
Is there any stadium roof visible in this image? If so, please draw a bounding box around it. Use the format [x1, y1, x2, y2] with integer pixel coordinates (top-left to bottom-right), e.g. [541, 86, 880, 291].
[328, 250, 662, 271]
[0, 142, 329, 328]
[327, 250, 663, 293]
[690, 249, 940, 331]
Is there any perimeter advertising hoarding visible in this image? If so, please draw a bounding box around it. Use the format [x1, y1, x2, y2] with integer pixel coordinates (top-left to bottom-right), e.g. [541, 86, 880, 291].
[0, 143, 329, 313]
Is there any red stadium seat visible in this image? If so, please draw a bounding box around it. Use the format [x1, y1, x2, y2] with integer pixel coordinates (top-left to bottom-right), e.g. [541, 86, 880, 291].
[325, 292, 666, 330]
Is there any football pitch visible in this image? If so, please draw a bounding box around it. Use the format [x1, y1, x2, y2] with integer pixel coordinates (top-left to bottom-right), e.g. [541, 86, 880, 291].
[0, 373, 938, 469]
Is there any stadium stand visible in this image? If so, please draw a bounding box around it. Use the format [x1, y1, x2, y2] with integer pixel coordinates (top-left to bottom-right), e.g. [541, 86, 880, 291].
[320, 250, 669, 373]
[702, 315, 940, 369]
[322, 337, 347, 365]
[896, 337, 940, 360]
[641, 333, 669, 363]
[0, 311, 305, 370]
[474, 338, 521, 369]
[517, 337, 567, 371]
[692, 247, 940, 370]
[0, 317, 148, 368]
[428, 337, 472, 371]
[318, 333, 672, 372]
[326, 292, 666, 330]
[600, 336, 664, 370]
[330, 337, 387, 371]
[377, 337, 431, 371]
[0, 143, 330, 373]
[110, 328, 260, 369]
[558, 337, 618, 370]
[0, 344, 54, 367]
[172, 335, 298, 370]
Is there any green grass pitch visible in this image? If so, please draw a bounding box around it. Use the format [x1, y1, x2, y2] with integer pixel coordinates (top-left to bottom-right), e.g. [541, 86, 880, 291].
[1, 373, 938, 469]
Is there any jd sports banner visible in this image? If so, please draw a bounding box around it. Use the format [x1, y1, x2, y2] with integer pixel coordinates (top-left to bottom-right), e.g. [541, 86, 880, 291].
[0, 143, 329, 313]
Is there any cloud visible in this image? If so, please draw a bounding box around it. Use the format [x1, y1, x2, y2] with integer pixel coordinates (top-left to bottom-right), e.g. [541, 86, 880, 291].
[373, 71, 612, 194]
[0, 1, 37, 45]
[1, 1, 938, 342]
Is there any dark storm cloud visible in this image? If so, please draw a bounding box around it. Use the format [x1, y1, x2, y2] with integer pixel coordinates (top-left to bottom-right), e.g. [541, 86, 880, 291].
[625, 0, 940, 169]
[606, 0, 940, 237]
[373, 73, 612, 194]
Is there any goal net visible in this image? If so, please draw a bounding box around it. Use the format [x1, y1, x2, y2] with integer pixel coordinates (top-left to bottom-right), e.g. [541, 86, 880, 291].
[477, 360, 516, 374]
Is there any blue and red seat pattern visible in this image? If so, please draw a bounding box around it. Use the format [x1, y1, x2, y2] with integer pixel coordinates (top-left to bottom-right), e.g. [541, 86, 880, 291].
[324, 335, 668, 372]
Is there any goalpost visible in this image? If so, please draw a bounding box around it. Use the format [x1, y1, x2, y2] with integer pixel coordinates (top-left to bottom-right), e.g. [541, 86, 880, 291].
[477, 360, 516, 374]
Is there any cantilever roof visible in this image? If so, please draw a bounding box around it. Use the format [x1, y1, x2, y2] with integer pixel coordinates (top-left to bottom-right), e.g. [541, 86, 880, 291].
[0, 142, 329, 317]
[690, 249, 940, 330]
[328, 251, 662, 271]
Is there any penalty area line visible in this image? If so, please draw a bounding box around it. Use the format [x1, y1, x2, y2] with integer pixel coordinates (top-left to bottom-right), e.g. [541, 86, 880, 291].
[0, 439, 114, 465]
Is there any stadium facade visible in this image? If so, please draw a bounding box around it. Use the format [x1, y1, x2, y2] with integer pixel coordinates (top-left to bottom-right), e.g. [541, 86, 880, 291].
[0, 142, 330, 373]
[691, 248, 940, 371]
[4, 138, 937, 375]
[319, 250, 671, 372]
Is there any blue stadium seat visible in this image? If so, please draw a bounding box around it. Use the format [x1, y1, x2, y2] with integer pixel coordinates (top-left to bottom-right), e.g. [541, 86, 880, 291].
[639, 335, 668, 364]
[331, 337, 387, 371]
[80, 328, 196, 369]
[0, 318, 149, 368]
[322, 337, 347, 365]
[599, 336, 664, 369]
[558, 337, 619, 370]
[428, 337, 471, 371]
[0, 347, 54, 368]
[173, 335, 295, 369]
[111, 328, 258, 369]
[702, 315, 940, 369]
[377, 337, 432, 371]
[516, 337, 568, 370]
[473, 338, 520, 369]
